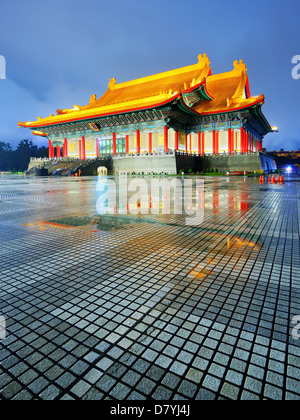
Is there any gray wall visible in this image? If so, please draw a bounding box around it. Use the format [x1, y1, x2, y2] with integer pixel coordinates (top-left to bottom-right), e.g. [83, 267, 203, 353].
[87, 153, 278, 175]
[199, 153, 277, 173]
[28, 152, 277, 176]
[112, 155, 178, 174]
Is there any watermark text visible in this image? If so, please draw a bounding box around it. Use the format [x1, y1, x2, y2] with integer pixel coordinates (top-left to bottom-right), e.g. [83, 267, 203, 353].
[292, 315, 300, 340]
[0, 55, 6, 80]
[292, 55, 300, 80]
[96, 176, 205, 226]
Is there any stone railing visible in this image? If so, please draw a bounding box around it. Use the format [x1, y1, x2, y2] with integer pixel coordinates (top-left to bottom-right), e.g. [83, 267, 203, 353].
[112, 150, 176, 158]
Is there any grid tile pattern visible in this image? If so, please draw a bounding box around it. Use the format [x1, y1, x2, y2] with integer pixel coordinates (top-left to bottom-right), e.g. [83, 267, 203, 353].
[0, 175, 299, 400]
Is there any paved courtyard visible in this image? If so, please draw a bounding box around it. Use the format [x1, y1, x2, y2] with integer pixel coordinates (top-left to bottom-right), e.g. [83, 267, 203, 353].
[0, 174, 299, 400]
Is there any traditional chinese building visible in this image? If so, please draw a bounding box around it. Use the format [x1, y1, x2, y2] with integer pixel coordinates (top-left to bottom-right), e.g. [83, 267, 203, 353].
[19, 54, 277, 174]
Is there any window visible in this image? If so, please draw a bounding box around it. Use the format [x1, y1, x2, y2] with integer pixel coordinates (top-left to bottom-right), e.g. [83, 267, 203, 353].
[99, 138, 125, 155]
[117, 138, 126, 154]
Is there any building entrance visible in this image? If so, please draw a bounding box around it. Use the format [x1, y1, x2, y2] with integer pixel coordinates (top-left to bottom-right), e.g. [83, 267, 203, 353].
[99, 138, 126, 155]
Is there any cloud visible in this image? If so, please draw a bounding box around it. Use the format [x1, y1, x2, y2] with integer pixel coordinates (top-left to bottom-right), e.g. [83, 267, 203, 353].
[0, 79, 44, 147]
[0, 78, 94, 148]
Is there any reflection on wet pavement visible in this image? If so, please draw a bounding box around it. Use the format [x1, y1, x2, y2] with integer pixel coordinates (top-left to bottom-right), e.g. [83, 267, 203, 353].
[0, 174, 299, 400]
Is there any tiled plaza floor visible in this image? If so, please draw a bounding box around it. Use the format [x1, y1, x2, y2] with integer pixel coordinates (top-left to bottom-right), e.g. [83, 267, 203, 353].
[0, 174, 299, 400]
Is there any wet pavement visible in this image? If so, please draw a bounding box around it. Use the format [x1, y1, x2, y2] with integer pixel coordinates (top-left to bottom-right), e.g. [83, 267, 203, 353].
[0, 174, 299, 400]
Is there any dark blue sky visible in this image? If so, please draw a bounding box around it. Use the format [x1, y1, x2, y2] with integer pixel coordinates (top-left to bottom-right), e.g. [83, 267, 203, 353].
[0, 0, 299, 150]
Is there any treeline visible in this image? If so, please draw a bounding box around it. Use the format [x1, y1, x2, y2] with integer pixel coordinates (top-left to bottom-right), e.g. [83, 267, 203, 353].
[0, 140, 48, 172]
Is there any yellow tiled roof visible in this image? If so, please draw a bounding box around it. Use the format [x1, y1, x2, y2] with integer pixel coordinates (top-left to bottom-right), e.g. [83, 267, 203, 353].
[19, 54, 211, 129]
[18, 55, 265, 130]
[194, 61, 264, 114]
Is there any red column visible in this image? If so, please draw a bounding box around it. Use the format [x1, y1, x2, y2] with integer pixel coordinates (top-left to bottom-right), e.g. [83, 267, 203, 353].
[189, 134, 192, 153]
[175, 131, 179, 151]
[63, 138, 68, 158]
[240, 127, 244, 154]
[79, 139, 82, 160]
[228, 129, 232, 155]
[113, 132, 117, 156]
[164, 126, 168, 153]
[246, 131, 249, 153]
[212, 130, 216, 154]
[82, 136, 86, 160]
[126, 135, 129, 154]
[245, 130, 248, 153]
[185, 134, 188, 153]
[259, 140, 263, 151]
[96, 139, 100, 158]
[136, 129, 140, 154]
[149, 133, 152, 154]
[57, 146, 61, 158]
[198, 132, 201, 155]
[202, 133, 205, 155]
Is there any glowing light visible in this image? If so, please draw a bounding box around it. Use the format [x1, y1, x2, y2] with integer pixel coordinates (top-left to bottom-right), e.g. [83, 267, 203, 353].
[287, 166, 292, 174]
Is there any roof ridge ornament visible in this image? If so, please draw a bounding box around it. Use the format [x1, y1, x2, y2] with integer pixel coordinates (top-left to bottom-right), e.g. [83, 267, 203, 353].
[198, 53, 210, 65]
[108, 78, 117, 90]
[233, 60, 247, 76]
[89, 94, 97, 104]
[197, 53, 211, 84]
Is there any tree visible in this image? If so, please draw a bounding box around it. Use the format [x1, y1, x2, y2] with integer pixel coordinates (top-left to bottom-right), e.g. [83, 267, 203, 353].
[0, 142, 13, 171]
[0, 140, 48, 172]
[13, 140, 35, 171]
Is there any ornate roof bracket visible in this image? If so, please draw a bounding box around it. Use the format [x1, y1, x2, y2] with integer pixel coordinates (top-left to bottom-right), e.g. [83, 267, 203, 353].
[182, 83, 213, 108]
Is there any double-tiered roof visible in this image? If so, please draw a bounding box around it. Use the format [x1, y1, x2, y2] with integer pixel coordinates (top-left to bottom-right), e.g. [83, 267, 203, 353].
[19, 54, 272, 138]
[19, 54, 272, 134]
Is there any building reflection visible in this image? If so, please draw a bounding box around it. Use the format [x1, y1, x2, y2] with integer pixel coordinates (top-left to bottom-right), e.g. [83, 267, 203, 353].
[95, 177, 250, 218]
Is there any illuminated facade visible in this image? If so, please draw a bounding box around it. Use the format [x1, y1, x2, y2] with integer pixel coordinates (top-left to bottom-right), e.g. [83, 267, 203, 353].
[19, 54, 275, 162]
